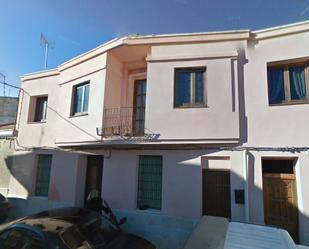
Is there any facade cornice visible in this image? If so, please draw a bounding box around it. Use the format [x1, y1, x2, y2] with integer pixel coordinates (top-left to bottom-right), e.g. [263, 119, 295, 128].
[253, 20, 309, 40]
[21, 69, 59, 82]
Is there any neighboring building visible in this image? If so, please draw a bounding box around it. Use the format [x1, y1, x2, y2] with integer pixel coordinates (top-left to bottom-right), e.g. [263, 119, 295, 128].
[0, 97, 18, 196]
[7, 21, 309, 245]
[0, 123, 15, 196]
[0, 96, 19, 124]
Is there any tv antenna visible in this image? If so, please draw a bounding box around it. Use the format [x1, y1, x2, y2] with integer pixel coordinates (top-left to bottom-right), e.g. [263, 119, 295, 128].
[40, 33, 54, 70]
[0, 73, 6, 96]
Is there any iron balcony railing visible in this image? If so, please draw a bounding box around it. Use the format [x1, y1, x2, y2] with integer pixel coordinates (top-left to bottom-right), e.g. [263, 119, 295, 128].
[103, 107, 133, 137]
[102, 107, 145, 137]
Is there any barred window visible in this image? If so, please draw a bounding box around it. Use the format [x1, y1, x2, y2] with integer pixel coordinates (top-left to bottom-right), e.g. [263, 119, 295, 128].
[35, 155, 52, 197]
[137, 156, 162, 210]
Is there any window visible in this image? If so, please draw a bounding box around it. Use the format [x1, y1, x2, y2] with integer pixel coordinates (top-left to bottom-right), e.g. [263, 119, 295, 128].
[137, 156, 162, 210]
[34, 96, 48, 122]
[262, 159, 295, 174]
[267, 61, 309, 105]
[73, 82, 90, 115]
[35, 155, 52, 197]
[174, 68, 206, 107]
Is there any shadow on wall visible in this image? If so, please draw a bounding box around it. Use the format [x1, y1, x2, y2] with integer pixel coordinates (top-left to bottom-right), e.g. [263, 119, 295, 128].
[3, 150, 73, 219]
[246, 152, 303, 245]
[5, 152, 34, 198]
[180, 149, 304, 245]
[4, 149, 85, 206]
[236, 50, 248, 145]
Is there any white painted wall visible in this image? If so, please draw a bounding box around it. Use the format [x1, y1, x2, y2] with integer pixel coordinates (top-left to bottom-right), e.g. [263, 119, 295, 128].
[102, 149, 246, 220]
[245, 32, 309, 147]
[146, 41, 245, 141]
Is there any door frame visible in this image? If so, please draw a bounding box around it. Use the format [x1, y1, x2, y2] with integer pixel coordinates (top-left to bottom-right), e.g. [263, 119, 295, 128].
[127, 72, 146, 109]
[202, 168, 231, 218]
[261, 156, 300, 242]
[200, 156, 231, 218]
[84, 155, 104, 206]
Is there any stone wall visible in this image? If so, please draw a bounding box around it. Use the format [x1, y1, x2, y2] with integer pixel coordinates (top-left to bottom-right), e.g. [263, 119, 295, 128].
[0, 97, 18, 124]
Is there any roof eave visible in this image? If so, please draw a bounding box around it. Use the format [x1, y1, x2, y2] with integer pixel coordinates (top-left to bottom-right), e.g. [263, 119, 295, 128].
[253, 20, 309, 40]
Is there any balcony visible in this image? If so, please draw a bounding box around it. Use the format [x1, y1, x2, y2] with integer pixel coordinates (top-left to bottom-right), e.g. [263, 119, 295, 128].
[102, 107, 145, 137]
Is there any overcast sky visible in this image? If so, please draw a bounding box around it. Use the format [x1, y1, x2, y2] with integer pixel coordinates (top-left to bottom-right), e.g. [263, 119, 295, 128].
[1, 0, 309, 96]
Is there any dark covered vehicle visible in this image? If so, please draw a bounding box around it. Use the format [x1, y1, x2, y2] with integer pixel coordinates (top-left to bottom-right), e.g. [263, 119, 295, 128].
[0, 207, 155, 249]
[0, 194, 10, 223]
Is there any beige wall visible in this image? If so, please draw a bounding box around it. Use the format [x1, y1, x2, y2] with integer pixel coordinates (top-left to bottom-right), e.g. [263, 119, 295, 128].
[17, 73, 59, 147]
[17, 54, 107, 147]
[146, 56, 240, 141]
[104, 53, 123, 109]
[55, 69, 106, 144]
[8, 150, 87, 207]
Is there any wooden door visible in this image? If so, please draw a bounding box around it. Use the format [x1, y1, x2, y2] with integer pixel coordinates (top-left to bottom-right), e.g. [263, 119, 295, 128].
[84, 155, 104, 205]
[202, 169, 231, 218]
[133, 79, 146, 136]
[263, 173, 299, 242]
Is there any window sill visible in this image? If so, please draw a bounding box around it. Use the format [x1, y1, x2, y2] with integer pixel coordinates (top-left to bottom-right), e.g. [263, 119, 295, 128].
[269, 100, 309, 107]
[135, 208, 161, 214]
[27, 121, 47, 124]
[174, 104, 208, 109]
[70, 112, 88, 118]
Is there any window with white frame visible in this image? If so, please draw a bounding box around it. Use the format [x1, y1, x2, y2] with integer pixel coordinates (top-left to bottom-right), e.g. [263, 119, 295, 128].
[34, 96, 48, 122]
[72, 82, 90, 115]
[174, 67, 206, 108]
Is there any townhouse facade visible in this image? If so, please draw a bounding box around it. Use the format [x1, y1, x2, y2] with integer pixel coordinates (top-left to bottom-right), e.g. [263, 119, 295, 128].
[7, 21, 309, 245]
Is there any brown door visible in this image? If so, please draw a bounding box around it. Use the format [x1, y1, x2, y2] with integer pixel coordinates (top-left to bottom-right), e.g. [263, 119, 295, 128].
[263, 173, 299, 242]
[84, 155, 104, 205]
[133, 79, 146, 136]
[202, 169, 231, 218]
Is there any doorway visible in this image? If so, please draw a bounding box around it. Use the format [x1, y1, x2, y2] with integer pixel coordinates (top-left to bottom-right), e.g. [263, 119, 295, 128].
[84, 155, 104, 205]
[133, 79, 146, 136]
[202, 169, 231, 218]
[262, 158, 299, 242]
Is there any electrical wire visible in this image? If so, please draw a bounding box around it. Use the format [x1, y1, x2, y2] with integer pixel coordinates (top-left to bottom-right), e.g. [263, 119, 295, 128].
[0, 81, 21, 90]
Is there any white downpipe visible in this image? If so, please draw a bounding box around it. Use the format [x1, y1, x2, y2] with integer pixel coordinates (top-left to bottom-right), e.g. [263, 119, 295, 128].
[243, 149, 250, 222]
